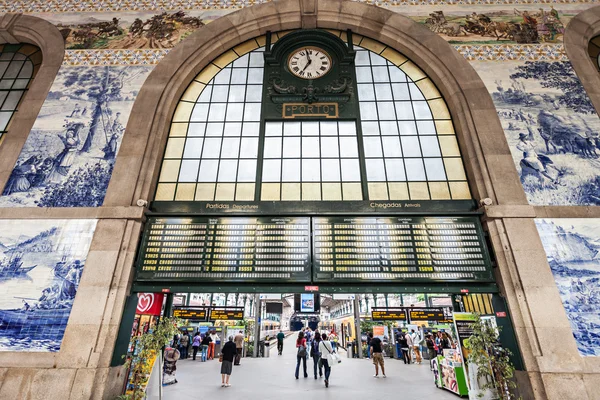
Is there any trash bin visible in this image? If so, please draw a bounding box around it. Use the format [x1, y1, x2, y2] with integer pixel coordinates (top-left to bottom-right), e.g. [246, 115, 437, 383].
[346, 343, 353, 358]
[264, 342, 270, 358]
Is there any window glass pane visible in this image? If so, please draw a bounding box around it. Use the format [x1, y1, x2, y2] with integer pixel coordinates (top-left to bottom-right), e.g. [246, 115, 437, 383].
[374, 84, 393, 101]
[12, 79, 29, 89]
[211, 85, 229, 102]
[424, 158, 446, 180]
[213, 68, 231, 84]
[197, 85, 212, 102]
[370, 53, 387, 66]
[183, 138, 204, 159]
[355, 51, 370, 66]
[264, 137, 282, 158]
[413, 101, 432, 120]
[321, 137, 340, 157]
[17, 61, 32, 78]
[228, 85, 246, 102]
[356, 67, 373, 83]
[4, 61, 23, 79]
[302, 121, 319, 136]
[320, 121, 338, 136]
[358, 84, 375, 101]
[372, 66, 390, 83]
[247, 68, 263, 84]
[339, 137, 359, 157]
[208, 103, 226, 121]
[206, 123, 224, 136]
[224, 122, 242, 136]
[221, 138, 241, 158]
[179, 160, 200, 182]
[240, 138, 258, 158]
[398, 121, 417, 135]
[409, 83, 425, 100]
[282, 159, 301, 181]
[0, 62, 9, 77]
[363, 137, 383, 157]
[366, 159, 386, 181]
[233, 54, 249, 67]
[242, 122, 260, 136]
[262, 160, 281, 182]
[379, 121, 399, 136]
[188, 123, 205, 137]
[404, 158, 426, 181]
[218, 160, 238, 182]
[244, 103, 261, 121]
[0, 111, 11, 131]
[382, 136, 402, 157]
[417, 120, 436, 135]
[420, 136, 441, 157]
[191, 104, 209, 121]
[359, 102, 378, 120]
[385, 159, 406, 181]
[1, 90, 23, 110]
[361, 121, 379, 136]
[0, 79, 13, 89]
[202, 138, 222, 157]
[283, 137, 301, 157]
[394, 101, 414, 120]
[401, 136, 422, 157]
[302, 137, 320, 157]
[376, 102, 396, 120]
[284, 121, 301, 136]
[338, 121, 356, 136]
[249, 52, 264, 67]
[237, 160, 257, 182]
[341, 159, 361, 181]
[198, 160, 219, 182]
[388, 67, 407, 82]
[230, 68, 247, 84]
[321, 159, 341, 181]
[226, 103, 244, 121]
[245, 85, 262, 102]
[391, 83, 410, 100]
[302, 159, 321, 182]
[265, 122, 282, 136]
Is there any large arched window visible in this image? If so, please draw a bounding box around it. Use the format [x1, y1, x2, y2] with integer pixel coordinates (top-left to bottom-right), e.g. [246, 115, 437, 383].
[0, 44, 41, 144]
[155, 31, 470, 202]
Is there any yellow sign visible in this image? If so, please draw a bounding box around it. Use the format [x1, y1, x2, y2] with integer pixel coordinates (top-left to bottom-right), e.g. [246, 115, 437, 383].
[283, 103, 338, 119]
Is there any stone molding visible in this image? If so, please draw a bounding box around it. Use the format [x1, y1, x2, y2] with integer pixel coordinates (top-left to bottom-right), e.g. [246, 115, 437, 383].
[565, 6, 600, 120]
[105, 0, 526, 209]
[0, 13, 65, 195]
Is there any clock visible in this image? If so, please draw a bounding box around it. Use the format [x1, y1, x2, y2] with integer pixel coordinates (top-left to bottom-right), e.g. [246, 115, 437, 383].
[287, 47, 332, 79]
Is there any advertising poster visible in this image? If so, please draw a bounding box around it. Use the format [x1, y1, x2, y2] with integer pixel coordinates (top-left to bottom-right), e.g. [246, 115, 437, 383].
[301, 294, 315, 313]
[373, 325, 385, 339]
[227, 326, 246, 342]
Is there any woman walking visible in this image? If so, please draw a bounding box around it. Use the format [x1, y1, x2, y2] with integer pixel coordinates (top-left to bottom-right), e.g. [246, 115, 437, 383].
[200, 333, 212, 362]
[192, 332, 201, 361]
[220, 336, 237, 387]
[295, 331, 308, 379]
[311, 331, 323, 379]
[318, 333, 334, 388]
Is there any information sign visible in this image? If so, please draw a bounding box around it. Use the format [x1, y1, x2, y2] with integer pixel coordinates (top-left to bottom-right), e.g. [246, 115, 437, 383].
[313, 216, 493, 283]
[172, 307, 207, 320]
[371, 308, 407, 321]
[209, 308, 245, 321]
[408, 307, 446, 322]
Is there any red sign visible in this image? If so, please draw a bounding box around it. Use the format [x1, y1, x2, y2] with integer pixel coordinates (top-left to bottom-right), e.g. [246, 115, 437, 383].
[304, 286, 319, 291]
[495, 311, 507, 318]
[136, 293, 164, 316]
[161, 288, 171, 293]
[460, 289, 469, 293]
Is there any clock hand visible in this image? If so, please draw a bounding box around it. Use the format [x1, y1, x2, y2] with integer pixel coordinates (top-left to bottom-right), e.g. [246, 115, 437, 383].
[305, 48, 311, 63]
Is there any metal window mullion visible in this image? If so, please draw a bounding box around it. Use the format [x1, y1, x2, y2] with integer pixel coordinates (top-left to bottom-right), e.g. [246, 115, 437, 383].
[354, 66, 372, 201]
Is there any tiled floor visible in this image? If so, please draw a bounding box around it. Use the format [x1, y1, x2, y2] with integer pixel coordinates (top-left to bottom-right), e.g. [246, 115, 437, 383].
[163, 335, 459, 400]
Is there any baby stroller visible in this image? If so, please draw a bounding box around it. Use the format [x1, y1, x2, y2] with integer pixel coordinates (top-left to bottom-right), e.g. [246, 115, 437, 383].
[163, 347, 180, 386]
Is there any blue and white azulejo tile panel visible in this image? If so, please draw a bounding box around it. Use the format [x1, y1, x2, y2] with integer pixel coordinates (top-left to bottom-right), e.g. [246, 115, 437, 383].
[0, 219, 97, 352]
[536, 218, 600, 356]
[0, 65, 152, 208]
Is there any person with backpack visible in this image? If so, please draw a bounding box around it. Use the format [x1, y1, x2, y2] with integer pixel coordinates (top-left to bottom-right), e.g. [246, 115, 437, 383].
[311, 332, 323, 379]
[295, 331, 308, 379]
[398, 332, 411, 364]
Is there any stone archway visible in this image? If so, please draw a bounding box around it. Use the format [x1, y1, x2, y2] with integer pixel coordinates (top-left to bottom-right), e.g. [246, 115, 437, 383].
[0, 13, 65, 192]
[104, 0, 525, 209]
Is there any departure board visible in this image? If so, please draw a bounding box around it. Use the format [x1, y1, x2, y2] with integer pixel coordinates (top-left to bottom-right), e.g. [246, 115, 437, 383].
[313, 216, 493, 283]
[209, 308, 245, 321]
[136, 217, 310, 282]
[409, 307, 446, 321]
[372, 308, 407, 321]
[173, 307, 208, 320]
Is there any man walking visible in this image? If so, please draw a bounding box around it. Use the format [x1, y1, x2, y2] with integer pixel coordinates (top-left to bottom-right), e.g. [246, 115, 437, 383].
[234, 330, 244, 365]
[277, 330, 285, 355]
[369, 333, 386, 378]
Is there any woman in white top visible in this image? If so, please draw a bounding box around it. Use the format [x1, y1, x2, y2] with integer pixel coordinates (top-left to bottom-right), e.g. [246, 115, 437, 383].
[318, 333, 334, 388]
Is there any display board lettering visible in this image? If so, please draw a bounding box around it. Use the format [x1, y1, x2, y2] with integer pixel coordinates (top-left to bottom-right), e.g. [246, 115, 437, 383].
[172, 307, 208, 320]
[313, 216, 493, 283]
[371, 308, 407, 321]
[283, 103, 338, 119]
[409, 307, 446, 322]
[209, 308, 245, 321]
[136, 217, 310, 283]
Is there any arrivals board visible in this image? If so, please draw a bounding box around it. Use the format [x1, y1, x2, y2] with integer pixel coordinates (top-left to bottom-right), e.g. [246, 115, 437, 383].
[312, 216, 493, 283]
[136, 217, 311, 282]
[371, 308, 407, 321]
[409, 307, 446, 322]
[173, 307, 208, 320]
[209, 308, 245, 321]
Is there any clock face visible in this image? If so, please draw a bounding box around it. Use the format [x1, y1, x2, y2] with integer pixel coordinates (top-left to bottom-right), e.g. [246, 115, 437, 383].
[288, 47, 332, 79]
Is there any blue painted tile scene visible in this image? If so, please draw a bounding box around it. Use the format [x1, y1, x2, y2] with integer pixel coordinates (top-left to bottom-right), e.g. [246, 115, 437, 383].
[536, 219, 600, 356]
[0, 65, 152, 208]
[0, 219, 97, 351]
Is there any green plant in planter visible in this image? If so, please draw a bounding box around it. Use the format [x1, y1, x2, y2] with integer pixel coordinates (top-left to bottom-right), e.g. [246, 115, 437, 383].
[118, 317, 182, 400]
[464, 315, 519, 400]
